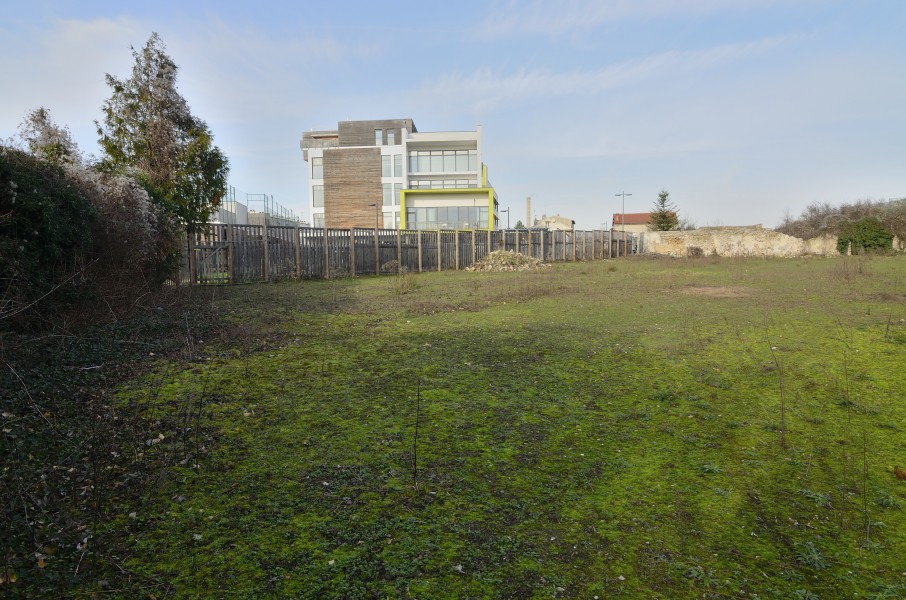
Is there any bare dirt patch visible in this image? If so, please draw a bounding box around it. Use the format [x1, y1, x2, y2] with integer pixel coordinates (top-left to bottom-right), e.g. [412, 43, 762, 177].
[680, 285, 752, 298]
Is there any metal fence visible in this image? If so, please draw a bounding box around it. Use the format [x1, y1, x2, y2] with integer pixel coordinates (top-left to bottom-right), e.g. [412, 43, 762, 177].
[178, 225, 638, 284]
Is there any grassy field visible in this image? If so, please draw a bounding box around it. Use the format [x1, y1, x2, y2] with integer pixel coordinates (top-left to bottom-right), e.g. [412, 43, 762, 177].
[6, 255, 906, 598]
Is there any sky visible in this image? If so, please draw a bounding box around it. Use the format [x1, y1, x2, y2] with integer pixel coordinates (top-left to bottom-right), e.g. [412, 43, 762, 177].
[2, 0, 904, 229]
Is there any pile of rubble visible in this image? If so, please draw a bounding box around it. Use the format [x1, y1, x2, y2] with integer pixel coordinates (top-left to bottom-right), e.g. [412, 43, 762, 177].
[466, 250, 550, 272]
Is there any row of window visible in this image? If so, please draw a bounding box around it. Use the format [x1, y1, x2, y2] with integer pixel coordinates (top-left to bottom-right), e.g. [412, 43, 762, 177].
[312, 149, 477, 180]
[381, 154, 403, 177]
[382, 183, 402, 206]
[375, 129, 396, 146]
[409, 179, 478, 190]
[409, 150, 477, 174]
[406, 206, 489, 230]
[316, 181, 481, 208]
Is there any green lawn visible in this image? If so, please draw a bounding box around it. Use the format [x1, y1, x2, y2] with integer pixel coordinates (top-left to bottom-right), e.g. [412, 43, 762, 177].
[12, 255, 906, 599]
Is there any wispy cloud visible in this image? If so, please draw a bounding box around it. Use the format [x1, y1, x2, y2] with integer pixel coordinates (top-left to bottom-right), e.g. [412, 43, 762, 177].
[479, 0, 782, 37]
[418, 35, 790, 115]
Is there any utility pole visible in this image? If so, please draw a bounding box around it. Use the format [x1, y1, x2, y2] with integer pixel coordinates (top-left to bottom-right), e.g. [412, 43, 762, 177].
[615, 191, 631, 256]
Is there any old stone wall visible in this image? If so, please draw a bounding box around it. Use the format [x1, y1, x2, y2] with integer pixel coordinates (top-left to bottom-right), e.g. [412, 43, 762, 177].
[640, 228, 839, 258]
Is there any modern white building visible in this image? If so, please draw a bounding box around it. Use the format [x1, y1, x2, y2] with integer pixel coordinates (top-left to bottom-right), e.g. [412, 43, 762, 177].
[301, 119, 498, 230]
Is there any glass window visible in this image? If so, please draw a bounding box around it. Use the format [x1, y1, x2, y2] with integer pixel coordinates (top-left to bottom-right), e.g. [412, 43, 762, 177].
[382, 212, 392, 228]
[444, 151, 455, 172]
[394, 183, 401, 205]
[312, 185, 324, 207]
[374, 129, 383, 145]
[382, 183, 392, 206]
[312, 157, 323, 179]
[455, 151, 468, 171]
[430, 151, 443, 172]
[409, 152, 418, 173]
[382, 155, 391, 177]
[418, 152, 430, 173]
[387, 130, 395, 145]
[394, 154, 402, 177]
[479, 207, 488, 228]
[468, 150, 477, 171]
[313, 214, 324, 228]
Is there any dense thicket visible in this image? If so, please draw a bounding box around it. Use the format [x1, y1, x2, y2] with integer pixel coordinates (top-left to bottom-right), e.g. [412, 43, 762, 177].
[0, 147, 96, 323]
[777, 198, 906, 244]
[2, 33, 229, 328]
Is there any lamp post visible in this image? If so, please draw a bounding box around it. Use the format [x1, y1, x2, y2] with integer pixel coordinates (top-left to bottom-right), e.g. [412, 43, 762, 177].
[615, 191, 631, 256]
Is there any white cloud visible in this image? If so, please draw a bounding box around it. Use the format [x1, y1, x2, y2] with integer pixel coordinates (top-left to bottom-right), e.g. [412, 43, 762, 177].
[417, 35, 790, 116]
[0, 17, 142, 152]
[479, 0, 783, 37]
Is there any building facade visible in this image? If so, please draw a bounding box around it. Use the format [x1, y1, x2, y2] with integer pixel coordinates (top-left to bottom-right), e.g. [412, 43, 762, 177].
[613, 212, 660, 233]
[301, 119, 498, 230]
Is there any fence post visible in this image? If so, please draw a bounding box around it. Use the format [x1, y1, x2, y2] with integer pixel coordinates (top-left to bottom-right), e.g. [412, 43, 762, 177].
[349, 229, 356, 277]
[396, 228, 401, 268]
[322, 227, 329, 277]
[261, 222, 270, 281]
[471, 230, 476, 266]
[374, 227, 380, 276]
[487, 229, 491, 257]
[294, 225, 301, 280]
[437, 230, 442, 272]
[417, 231, 423, 273]
[226, 224, 234, 284]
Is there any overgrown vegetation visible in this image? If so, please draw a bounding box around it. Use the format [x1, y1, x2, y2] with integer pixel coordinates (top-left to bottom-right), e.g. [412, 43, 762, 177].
[778, 197, 905, 245]
[3, 256, 904, 598]
[837, 217, 894, 255]
[1, 33, 228, 328]
[0, 148, 96, 322]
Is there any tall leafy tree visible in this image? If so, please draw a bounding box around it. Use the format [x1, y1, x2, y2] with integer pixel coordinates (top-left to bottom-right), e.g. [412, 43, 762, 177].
[649, 189, 679, 231]
[96, 33, 228, 232]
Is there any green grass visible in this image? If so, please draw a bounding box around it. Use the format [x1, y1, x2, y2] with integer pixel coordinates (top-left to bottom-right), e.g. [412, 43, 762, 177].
[9, 255, 906, 598]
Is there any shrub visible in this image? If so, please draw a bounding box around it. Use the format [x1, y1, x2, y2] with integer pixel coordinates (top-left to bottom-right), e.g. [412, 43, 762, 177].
[0, 146, 95, 322]
[836, 217, 893, 254]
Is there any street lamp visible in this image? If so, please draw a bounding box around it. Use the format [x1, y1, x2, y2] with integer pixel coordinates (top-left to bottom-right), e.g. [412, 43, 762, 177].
[615, 191, 631, 256]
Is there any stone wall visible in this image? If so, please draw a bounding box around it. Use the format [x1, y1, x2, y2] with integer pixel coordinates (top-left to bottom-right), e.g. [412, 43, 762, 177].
[640, 227, 839, 258]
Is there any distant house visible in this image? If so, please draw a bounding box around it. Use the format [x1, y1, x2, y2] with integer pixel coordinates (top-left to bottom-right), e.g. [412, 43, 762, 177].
[534, 213, 575, 231]
[612, 213, 652, 233]
[612, 212, 677, 233]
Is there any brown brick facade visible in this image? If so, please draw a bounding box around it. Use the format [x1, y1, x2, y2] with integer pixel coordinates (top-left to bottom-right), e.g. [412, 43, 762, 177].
[337, 119, 415, 147]
[323, 147, 382, 228]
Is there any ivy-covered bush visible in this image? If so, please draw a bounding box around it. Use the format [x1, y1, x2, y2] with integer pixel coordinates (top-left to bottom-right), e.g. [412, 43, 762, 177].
[836, 216, 893, 254]
[0, 146, 96, 319]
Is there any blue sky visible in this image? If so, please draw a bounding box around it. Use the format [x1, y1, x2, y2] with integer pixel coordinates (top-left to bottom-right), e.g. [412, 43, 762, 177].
[2, 0, 904, 228]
